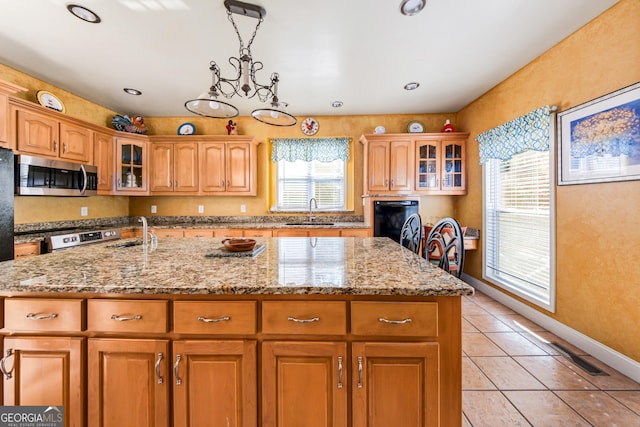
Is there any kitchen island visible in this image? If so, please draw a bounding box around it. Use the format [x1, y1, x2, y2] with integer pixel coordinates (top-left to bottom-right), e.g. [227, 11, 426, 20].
[0, 237, 473, 427]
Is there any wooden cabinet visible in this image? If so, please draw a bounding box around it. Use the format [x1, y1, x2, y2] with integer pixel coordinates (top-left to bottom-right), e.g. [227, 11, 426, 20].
[13, 241, 41, 259]
[94, 130, 114, 193]
[115, 136, 148, 194]
[414, 135, 468, 195]
[0, 81, 26, 149]
[149, 141, 198, 194]
[340, 228, 370, 237]
[2, 336, 84, 427]
[172, 340, 257, 427]
[88, 338, 170, 427]
[13, 105, 92, 163]
[363, 137, 412, 193]
[200, 139, 258, 195]
[274, 228, 342, 237]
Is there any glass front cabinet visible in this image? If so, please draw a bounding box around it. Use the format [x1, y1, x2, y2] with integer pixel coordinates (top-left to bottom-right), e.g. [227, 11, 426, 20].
[115, 136, 148, 194]
[415, 134, 468, 195]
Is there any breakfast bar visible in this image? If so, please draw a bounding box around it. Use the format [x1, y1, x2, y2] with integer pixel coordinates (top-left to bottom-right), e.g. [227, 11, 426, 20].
[0, 237, 474, 426]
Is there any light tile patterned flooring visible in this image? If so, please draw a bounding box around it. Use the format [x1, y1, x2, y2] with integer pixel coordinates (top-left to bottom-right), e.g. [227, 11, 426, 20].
[462, 291, 640, 426]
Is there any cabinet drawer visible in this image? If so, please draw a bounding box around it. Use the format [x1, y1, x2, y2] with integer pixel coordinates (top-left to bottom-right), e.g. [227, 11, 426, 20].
[87, 300, 168, 333]
[14, 242, 41, 259]
[174, 301, 256, 334]
[262, 301, 346, 335]
[151, 229, 184, 238]
[183, 229, 214, 238]
[351, 302, 438, 337]
[4, 298, 83, 332]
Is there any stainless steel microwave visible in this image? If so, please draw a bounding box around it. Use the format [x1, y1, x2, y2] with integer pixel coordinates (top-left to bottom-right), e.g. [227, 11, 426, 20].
[15, 154, 98, 196]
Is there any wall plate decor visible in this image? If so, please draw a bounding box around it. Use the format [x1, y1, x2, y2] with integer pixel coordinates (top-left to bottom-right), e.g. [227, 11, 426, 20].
[558, 81, 640, 185]
[374, 125, 386, 134]
[301, 117, 319, 135]
[178, 122, 196, 135]
[36, 90, 65, 113]
[407, 121, 425, 133]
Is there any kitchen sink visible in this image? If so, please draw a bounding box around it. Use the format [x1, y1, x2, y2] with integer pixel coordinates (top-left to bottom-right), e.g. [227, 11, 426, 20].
[284, 222, 335, 226]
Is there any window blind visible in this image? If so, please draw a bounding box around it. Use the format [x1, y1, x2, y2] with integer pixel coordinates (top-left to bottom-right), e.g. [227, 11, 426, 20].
[277, 159, 346, 211]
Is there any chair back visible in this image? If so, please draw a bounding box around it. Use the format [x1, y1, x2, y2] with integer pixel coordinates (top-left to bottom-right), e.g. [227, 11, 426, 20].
[424, 217, 465, 277]
[400, 213, 422, 254]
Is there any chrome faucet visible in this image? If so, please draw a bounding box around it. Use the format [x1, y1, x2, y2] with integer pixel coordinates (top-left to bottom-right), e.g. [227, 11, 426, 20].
[138, 216, 157, 250]
[308, 198, 318, 223]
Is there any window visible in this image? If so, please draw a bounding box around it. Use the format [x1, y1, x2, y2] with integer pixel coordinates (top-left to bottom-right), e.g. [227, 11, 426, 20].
[478, 106, 555, 311]
[277, 159, 346, 211]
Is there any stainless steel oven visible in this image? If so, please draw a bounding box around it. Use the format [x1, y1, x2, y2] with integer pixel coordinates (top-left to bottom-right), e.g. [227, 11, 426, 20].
[15, 154, 98, 196]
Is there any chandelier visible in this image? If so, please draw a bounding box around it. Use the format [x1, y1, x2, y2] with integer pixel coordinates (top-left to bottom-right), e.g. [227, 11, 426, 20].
[185, 0, 296, 126]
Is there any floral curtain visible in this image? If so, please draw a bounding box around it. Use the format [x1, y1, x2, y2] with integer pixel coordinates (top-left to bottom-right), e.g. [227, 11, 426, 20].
[271, 137, 351, 162]
[477, 106, 552, 164]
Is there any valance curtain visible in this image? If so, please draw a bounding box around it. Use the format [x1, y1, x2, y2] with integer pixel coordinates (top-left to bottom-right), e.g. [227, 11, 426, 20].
[271, 137, 351, 162]
[477, 106, 551, 164]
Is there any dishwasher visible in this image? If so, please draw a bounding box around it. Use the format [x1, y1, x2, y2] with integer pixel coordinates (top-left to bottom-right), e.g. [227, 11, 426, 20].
[373, 200, 419, 244]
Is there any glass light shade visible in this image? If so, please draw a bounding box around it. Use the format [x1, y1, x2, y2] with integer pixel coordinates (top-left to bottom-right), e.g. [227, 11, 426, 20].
[185, 93, 238, 118]
[251, 106, 297, 126]
[400, 0, 426, 16]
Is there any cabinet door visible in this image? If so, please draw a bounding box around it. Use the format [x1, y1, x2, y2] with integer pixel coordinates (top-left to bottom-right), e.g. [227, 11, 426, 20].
[59, 121, 91, 163]
[15, 108, 59, 157]
[367, 140, 390, 191]
[352, 342, 439, 427]
[2, 336, 84, 427]
[88, 338, 169, 427]
[115, 138, 147, 193]
[0, 93, 9, 148]
[440, 140, 466, 194]
[173, 340, 257, 427]
[94, 131, 114, 193]
[174, 142, 199, 192]
[150, 143, 173, 192]
[200, 143, 226, 193]
[389, 140, 412, 191]
[262, 341, 347, 427]
[226, 142, 251, 193]
[415, 141, 441, 192]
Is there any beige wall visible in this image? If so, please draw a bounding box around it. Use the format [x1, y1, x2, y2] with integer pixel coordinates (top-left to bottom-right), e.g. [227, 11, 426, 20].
[456, 0, 640, 361]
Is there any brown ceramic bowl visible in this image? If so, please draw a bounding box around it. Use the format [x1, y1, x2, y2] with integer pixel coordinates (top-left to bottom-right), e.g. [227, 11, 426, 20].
[222, 238, 256, 252]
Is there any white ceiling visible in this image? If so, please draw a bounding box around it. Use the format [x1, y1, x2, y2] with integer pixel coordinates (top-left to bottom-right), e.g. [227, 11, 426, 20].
[0, 0, 618, 119]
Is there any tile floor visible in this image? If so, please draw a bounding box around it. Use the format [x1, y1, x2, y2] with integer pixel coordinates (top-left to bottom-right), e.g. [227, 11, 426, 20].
[462, 290, 640, 427]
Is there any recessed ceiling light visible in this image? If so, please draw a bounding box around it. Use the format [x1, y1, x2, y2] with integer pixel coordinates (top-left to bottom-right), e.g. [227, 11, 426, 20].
[331, 101, 343, 108]
[404, 82, 420, 91]
[66, 4, 101, 23]
[400, 0, 427, 16]
[123, 88, 142, 96]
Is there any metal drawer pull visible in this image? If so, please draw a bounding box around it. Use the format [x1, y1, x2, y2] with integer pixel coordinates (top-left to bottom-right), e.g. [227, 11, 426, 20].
[155, 353, 164, 384]
[337, 356, 343, 389]
[197, 316, 231, 323]
[174, 354, 182, 386]
[26, 313, 58, 320]
[357, 356, 363, 389]
[110, 314, 142, 321]
[0, 349, 14, 380]
[378, 317, 412, 325]
[287, 316, 320, 323]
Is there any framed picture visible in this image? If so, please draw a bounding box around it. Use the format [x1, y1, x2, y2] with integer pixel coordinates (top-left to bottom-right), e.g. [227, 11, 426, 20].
[557, 82, 640, 185]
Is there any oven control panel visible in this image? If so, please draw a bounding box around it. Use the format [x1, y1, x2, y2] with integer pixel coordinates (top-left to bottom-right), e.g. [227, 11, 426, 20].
[47, 229, 122, 251]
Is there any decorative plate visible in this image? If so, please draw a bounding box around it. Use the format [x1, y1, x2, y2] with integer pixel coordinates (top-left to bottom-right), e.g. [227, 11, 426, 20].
[301, 117, 319, 135]
[36, 90, 65, 113]
[374, 125, 386, 134]
[178, 122, 196, 135]
[407, 120, 425, 133]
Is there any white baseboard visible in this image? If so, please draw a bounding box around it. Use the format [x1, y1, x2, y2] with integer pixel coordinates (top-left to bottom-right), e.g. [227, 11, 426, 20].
[462, 273, 640, 383]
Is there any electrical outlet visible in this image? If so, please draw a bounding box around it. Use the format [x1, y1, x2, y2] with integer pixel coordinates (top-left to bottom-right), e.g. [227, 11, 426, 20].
[198, 205, 205, 214]
[80, 207, 88, 216]
[151, 205, 157, 214]
[240, 204, 246, 213]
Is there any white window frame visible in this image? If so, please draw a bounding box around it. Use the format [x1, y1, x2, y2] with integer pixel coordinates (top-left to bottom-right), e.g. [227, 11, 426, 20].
[482, 145, 556, 313]
[276, 159, 347, 212]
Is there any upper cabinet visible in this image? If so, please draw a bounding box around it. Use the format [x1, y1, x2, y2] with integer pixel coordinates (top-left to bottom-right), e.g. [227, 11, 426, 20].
[199, 137, 259, 196]
[11, 100, 92, 164]
[94, 130, 115, 194]
[0, 80, 27, 149]
[361, 133, 469, 196]
[149, 139, 199, 194]
[115, 135, 149, 194]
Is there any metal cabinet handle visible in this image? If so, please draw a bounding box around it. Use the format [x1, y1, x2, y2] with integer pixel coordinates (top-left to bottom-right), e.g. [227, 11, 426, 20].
[155, 353, 164, 384]
[378, 317, 412, 325]
[197, 316, 230, 323]
[337, 356, 343, 389]
[390, 179, 394, 187]
[0, 349, 14, 380]
[63, 143, 67, 153]
[26, 312, 58, 320]
[53, 141, 57, 152]
[110, 314, 142, 321]
[174, 354, 182, 385]
[357, 356, 363, 389]
[287, 316, 320, 323]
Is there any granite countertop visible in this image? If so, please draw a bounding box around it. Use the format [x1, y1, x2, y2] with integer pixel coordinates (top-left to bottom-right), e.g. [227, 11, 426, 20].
[0, 237, 474, 297]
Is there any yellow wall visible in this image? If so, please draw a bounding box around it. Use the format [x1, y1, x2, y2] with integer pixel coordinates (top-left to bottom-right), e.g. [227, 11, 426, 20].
[456, 0, 640, 361]
[15, 196, 130, 224]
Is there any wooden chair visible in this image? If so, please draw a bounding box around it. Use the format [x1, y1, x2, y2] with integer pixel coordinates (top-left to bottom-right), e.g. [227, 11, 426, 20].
[400, 213, 422, 254]
[423, 217, 465, 277]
